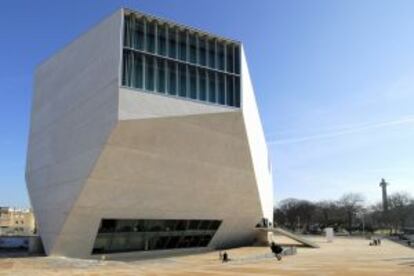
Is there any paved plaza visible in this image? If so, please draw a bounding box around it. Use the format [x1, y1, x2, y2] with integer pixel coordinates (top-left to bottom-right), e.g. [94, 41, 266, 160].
[1, 236, 413, 275]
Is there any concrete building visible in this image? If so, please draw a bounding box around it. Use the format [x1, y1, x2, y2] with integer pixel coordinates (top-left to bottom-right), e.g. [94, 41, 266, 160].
[0, 207, 35, 235]
[26, 8, 273, 258]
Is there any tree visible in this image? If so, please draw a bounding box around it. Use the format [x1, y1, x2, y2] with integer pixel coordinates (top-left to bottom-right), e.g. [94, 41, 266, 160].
[387, 192, 413, 231]
[338, 193, 365, 232]
[275, 198, 315, 231]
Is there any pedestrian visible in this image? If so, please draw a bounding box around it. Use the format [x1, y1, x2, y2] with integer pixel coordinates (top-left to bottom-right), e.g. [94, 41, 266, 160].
[222, 251, 229, 263]
[270, 242, 283, 261]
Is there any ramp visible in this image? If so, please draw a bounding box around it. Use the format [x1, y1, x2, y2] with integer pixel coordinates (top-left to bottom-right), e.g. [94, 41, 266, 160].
[257, 227, 319, 248]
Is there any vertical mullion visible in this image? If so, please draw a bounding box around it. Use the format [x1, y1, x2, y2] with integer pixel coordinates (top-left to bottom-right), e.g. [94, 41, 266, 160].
[224, 41, 227, 73]
[233, 75, 236, 107]
[214, 71, 220, 104]
[233, 45, 236, 76]
[143, 17, 147, 52]
[175, 29, 179, 60]
[166, 25, 169, 58]
[206, 68, 209, 102]
[175, 62, 179, 96]
[196, 67, 199, 100]
[154, 57, 158, 92]
[154, 21, 158, 55]
[206, 37, 209, 68]
[142, 54, 146, 90]
[186, 64, 189, 99]
[186, 31, 190, 63]
[164, 59, 168, 95]
[196, 34, 199, 65]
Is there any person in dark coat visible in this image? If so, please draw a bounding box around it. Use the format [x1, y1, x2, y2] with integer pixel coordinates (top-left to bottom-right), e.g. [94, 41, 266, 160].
[270, 242, 283, 261]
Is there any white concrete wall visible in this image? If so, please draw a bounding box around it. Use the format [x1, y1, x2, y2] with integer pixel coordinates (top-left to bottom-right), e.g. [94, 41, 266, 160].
[240, 47, 274, 223]
[26, 9, 123, 255]
[56, 108, 264, 257]
[26, 8, 273, 258]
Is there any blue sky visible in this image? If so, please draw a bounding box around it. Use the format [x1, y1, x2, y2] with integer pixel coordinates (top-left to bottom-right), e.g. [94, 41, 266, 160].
[1, 0, 414, 207]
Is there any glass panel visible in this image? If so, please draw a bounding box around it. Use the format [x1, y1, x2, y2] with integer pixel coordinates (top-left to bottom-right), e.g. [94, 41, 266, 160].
[134, 17, 145, 50]
[226, 44, 234, 73]
[189, 33, 197, 64]
[129, 233, 145, 251]
[198, 36, 207, 66]
[133, 52, 143, 89]
[123, 15, 132, 47]
[146, 20, 156, 53]
[179, 30, 187, 61]
[145, 56, 155, 91]
[198, 68, 206, 101]
[235, 76, 240, 107]
[168, 27, 177, 59]
[99, 219, 116, 233]
[116, 220, 136, 232]
[208, 39, 215, 69]
[157, 58, 165, 93]
[92, 234, 112, 254]
[208, 71, 216, 103]
[217, 42, 225, 71]
[157, 23, 167, 56]
[234, 45, 240, 74]
[189, 66, 197, 99]
[93, 219, 221, 254]
[168, 61, 176, 95]
[218, 73, 225, 105]
[122, 50, 131, 86]
[110, 233, 129, 252]
[178, 64, 187, 97]
[226, 75, 234, 106]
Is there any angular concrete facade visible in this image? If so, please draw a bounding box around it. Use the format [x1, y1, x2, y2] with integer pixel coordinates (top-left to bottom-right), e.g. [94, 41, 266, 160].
[26, 8, 273, 258]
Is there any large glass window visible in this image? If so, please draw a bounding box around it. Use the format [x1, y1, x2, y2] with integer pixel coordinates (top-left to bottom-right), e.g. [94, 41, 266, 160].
[178, 64, 187, 97]
[145, 56, 155, 91]
[208, 39, 216, 69]
[198, 68, 206, 101]
[122, 14, 241, 108]
[226, 44, 234, 73]
[122, 50, 143, 89]
[208, 71, 216, 103]
[234, 45, 240, 74]
[133, 53, 144, 89]
[226, 75, 234, 106]
[189, 33, 197, 64]
[157, 58, 165, 93]
[123, 15, 132, 48]
[92, 219, 221, 254]
[168, 61, 177, 95]
[168, 26, 177, 59]
[198, 36, 207, 66]
[218, 73, 225, 105]
[189, 66, 197, 99]
[157, 23, 167, 56]
[217, 42, 225, 71]
[179, 30, 187, 61]
[146, 20, 156, 53]
[235, 76, 241, 107]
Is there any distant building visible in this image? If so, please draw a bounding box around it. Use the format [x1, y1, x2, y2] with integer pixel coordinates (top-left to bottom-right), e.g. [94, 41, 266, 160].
[0, 207, 35, 235]
[26, 8, 273, 258]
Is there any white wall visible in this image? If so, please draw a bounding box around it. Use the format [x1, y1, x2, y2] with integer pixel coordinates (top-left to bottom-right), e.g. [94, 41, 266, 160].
[26, 9, 123, 255]
[240, 46, 274, 223]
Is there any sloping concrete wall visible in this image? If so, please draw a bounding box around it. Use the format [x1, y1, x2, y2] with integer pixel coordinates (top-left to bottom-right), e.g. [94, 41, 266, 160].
[26, 10, 123, 255]
[58, 109, 264, 257]
[240, 47, 274, 223]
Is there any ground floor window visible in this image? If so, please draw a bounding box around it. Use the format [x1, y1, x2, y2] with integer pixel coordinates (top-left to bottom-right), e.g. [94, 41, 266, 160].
[92, 219, 221, 254]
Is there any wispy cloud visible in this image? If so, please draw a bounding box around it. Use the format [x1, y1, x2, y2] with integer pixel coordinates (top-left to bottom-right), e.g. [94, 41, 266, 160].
[268, 115, 414, 145]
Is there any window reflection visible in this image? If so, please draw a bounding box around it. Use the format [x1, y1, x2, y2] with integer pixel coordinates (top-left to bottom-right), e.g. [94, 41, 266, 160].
[92, 219, 221, 254]
[123, 14, 241, 108]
